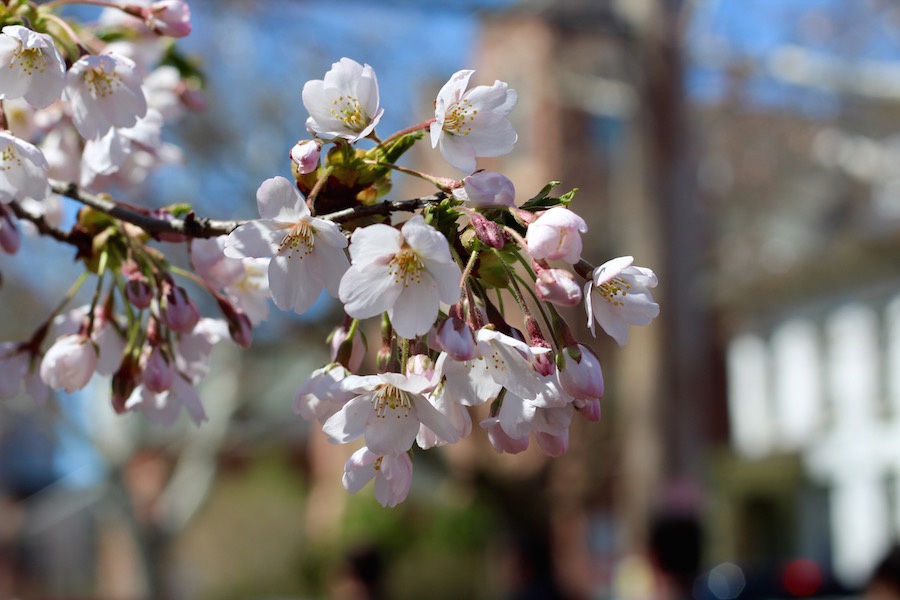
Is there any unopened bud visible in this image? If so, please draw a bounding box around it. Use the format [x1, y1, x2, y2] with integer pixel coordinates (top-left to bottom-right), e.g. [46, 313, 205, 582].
[435, 317, 477, 361]
[576, 398, 601, 422]
[290, 139, 321, 174]
[330, 324, 366, 372]
[406, 354, 434, 380]
[535, 268, 582, 307]
[142, 345, 174, 393]
[535, 430, 569, 457]
[161, 283, 200, 333]
[452, 172, 516, 207]
[557, 344, 604, 401]
[470, 213, 504, 249]
[483, 418, 529, 454]
[0, 209, 21, 254]
[111, 354, 140, 414]
[147, 1, 192, 38]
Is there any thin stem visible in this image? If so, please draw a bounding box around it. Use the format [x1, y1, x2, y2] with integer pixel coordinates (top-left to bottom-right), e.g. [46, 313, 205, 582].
[41, 0, 121, 7]
[459, 249, 479, 290]
[509, 268, 559, 349]
[400, 338, 409, 374]
[42, 13, 92, 55]
[378, 119, 435, 147]
[85, 250, 109, 334]
[361, 160, 457, 190]
[306, 165, 333, 215]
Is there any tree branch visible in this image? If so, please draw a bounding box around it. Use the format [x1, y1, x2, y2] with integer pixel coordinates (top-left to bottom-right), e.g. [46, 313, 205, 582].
[49, 179, 451, 237]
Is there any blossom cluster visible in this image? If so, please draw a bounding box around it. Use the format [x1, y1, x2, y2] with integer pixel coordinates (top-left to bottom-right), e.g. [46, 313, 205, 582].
[0, 3, 659, 508]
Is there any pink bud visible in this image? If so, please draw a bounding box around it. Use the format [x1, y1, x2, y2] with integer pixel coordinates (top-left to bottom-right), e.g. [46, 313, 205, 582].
[227, 311, 253, 349]
[482, 418, 529, 454]
[575, 398, 601, 422]
[329, 325, 366, 372]
[557, 344, 604, 401]
[147, 1, 192, 37]
[39, 334, 98, 393]
[535, 430, 569, 457]
[532, 352, 555, 377]
[436, 317, 477, 361]
[470, 212, 505, 249]
[126, 277, 153, 309]
[453, 172, 515, 207]
[0, 209, 20, 254]
[535, 268, 582, 307]
[142, 345, 173, 393]
[161, 284, 200, 333]
[290, 140, 321, 174]
[525, 206, 587, 264]
[112, 354, 139, 414]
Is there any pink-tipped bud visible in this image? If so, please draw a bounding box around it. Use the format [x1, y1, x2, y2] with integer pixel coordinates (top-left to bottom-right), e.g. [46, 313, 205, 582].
[532, 352, 555, 377]
[453, 172, 516, 208]
[436, 317, 477, 361]
[535, 430, 569, 457]
[330, 325, 366, 372]
[557, 344, 604, 401]
[161, 284, 200, 333]
[227, 311, 252, 349]
[576, 398, 601, 422]
[147, 1, 192, 37]
[535, 268, 582, 307]
[0, 209, 20, 254]
[482, 418, 529, 454]
[39, 334, 98, 394]
[142, 345, 174, 393]
[470, 212, 505, 249]
[112, 354, 140, 414]
[290, 139, 321, 174]
[126, 276, 153, 310]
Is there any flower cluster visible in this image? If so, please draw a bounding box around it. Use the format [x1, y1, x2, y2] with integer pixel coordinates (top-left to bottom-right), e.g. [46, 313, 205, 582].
[0, 3, 659, 509]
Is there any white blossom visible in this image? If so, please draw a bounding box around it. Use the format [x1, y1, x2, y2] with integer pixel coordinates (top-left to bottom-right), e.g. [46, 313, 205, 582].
[0, 26, 66, 109]
[302, 57, 383, 142]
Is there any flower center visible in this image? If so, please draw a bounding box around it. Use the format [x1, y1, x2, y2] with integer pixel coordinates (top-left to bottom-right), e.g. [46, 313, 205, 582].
[373, 384, 412, 419]
[388, 247, 424, 288]
[330, 95, 367, 131]
[84, 66, 122, 99]
[442, 98, 477, 136]
[279, 220, 315, 259]
[10, 46, 47, 76]
[597, 277, 631, 306]
[0, 144, 22, 172]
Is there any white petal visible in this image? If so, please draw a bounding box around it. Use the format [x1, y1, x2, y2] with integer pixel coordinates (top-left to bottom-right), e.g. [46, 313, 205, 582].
[322, 394, 371, 444]
[223, 220, 282, 258]
[389, 279, 439, 339]
[256, 176, 306, 221]
[267, 254, 322, 314]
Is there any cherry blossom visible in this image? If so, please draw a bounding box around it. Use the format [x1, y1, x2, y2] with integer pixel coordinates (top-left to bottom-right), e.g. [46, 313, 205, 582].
[557, 344, 604, 401]
[431, 69, 518, 173]
[526, 206, 588, 264]
[224, 176, 348, 314]
[0, 26, 66, 109]
[302, 57, 384, 142]
[322, 372, 458, 456]
[146, 1, 192, 38]
[535, 267, 582, 307]
[343, 447, 413, 508]
[585, 256, 660, 346]
[0, 131, 49, 204]
[290, 139, 321, 174]
[64, 53, 148, 140]
[339, 215, 461, 339]
[125, 375, 207, 427]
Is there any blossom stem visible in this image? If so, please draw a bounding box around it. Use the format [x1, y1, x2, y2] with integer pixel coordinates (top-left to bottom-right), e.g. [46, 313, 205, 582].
[502, 225, 532, 262]
[306, 166, 333, 215]
[362, 160, 458, 191]
[42, 13, 93, 56]
[378, 119, 435, 147]
[85, 250, 109, 335]
[508, 268, 560, 349]
[574, 259, 596, 281]
[459, 249, 480, 289]
[400, 339, 409, 374]
[41, 0, 120, 8]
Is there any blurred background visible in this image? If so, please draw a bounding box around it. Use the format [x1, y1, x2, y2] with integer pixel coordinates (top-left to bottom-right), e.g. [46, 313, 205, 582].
[4, 0, 900, 598]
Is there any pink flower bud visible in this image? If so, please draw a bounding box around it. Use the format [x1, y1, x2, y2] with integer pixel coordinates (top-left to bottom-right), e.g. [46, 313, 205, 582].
[575, 398, 601, 422]
[330, 325, 366, 372]
[39, 334, 98, 393]
[148, 1, 192, 37]
[525, 206, 587, 264]
[470, 212, 505, 249]
[142, 345, 173, 393]
[557, 344, 604, 401]
[227, 311, 253, 349]
[436, 317, 477, 361]
[126, 277, 153, 309]
[535, 430, 569, 457]
[161, 284, 200, 333]
[0, 209, 20, 254]
[290, 139, 321, 175]
[532, 352, 555, 377]
[453, 172, 515, 207]
[535, 268, 582, 307]
[482, 418, 529, 454]
[112, 354, 139, 414]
